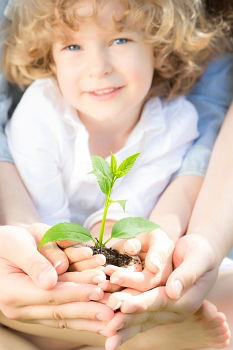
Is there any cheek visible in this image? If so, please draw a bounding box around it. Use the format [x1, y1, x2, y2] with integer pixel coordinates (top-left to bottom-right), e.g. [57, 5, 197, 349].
[124, 53, 154, 87]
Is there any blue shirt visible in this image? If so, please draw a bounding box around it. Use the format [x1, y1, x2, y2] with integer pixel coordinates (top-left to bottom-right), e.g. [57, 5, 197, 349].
[179, 53, 233, 176]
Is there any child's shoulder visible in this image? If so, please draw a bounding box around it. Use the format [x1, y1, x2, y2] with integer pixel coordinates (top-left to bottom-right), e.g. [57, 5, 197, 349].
[145, 95, 198, 124]
[161, 96, 197, 117]
[20, 78, 63, 110]
[11, 78, 66, 124]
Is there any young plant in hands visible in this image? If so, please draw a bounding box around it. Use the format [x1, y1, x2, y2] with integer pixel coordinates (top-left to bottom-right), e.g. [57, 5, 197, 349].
[39, 153, 158, 267]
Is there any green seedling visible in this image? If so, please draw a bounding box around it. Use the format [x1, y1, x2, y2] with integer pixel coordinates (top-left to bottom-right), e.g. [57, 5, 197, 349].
[38, 153, 159, 249]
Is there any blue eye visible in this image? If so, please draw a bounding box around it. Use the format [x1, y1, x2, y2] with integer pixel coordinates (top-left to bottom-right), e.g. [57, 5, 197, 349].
[113, 38, 129, 45]
[66, 44, 81, 51]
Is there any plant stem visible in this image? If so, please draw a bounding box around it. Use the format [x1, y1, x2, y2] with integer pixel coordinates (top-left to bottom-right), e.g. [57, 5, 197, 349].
[98, 179, 115, 247]
[98, 193, 111, 247]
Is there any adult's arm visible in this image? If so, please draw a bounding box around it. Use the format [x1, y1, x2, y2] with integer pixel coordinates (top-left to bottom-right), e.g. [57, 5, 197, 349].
[187, 102, 233, 258]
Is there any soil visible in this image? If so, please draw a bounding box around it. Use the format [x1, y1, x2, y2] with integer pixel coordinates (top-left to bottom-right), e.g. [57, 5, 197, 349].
[91, 246, 135, 267]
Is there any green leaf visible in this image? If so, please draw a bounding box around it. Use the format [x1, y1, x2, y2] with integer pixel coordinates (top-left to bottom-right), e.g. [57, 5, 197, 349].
[38, 222, 93, 249]
[109, 199, 127, 211]
[110, 153, 117, 175]
[116, 153, 140, 178]
[111, 217, 159, 239]
[91, 155, 113, 194]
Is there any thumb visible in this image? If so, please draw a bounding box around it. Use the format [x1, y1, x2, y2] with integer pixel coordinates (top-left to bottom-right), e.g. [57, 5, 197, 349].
[145, 229, 174, 274]
[0, 225, 58, 289]
[111, 238, 141, 256]
[165, 235, 215, 299]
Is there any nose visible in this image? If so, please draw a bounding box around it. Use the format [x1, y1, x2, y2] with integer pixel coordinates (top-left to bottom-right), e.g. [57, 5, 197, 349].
[87, 46, 112, 77]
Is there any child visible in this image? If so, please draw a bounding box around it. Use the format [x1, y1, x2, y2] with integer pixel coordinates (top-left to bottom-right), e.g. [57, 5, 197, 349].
[3, 0, 217, 227]
[1, 0, 231, 350]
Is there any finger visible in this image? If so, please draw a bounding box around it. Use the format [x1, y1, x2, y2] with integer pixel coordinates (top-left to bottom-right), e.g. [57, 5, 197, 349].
[29, 223, 67, 273]
[119, 287, 169, 313]
[0, 267, 104, 308]
[98, 280, 123, 293]
[166, 235, 216, 299]
[57, 241, 87, 249]
[30, 318, 108, 334]
[109, 268, 158, 291]
[145, 229, 174, 275]
[107, 289, 140, 310]
[121, 271, 218, 316]
[64, 246, 93, 263]
[69, 254, 106, 271]
[58, 270, 106, 284]
[29, 223, 69, 274]
[111, 238, 141, 256]
[4, 301, 114, 322]
[0, 226, 58, 290]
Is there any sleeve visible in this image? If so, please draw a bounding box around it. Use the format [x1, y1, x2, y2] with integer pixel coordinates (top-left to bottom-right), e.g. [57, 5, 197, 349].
[177, 53, 233, 177]
[6, 85, 70, 225]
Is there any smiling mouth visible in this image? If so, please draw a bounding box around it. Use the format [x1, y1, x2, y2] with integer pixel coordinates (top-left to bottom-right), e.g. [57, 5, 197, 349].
[88, 87, 122, 96]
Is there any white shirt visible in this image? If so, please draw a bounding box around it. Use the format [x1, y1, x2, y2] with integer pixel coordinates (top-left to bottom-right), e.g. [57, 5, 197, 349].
[6, 78, 198, 226]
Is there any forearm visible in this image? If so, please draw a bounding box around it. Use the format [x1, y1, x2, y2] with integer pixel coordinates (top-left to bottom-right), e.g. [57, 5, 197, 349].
[187, 103, 233, 263]
[150, 174, 203, 243]
[0, 162, 39, 225]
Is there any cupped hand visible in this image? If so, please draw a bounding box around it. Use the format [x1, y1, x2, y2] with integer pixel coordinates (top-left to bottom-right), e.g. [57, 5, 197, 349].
[103, 234, 220, 350]
[0, 225, 114, 333]
[105, 228, 174, 291]
[165, 234, 219, 299]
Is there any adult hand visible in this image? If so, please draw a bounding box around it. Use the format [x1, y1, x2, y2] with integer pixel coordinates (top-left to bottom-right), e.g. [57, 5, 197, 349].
[103, 234, 219, 349]
[0, 225, 114, 332]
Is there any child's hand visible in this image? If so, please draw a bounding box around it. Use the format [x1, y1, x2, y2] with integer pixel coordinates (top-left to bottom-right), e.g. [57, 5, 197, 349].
[63, 220, 143, 291]
[105, 228, 174, 291]
[64, 245, 106, 272]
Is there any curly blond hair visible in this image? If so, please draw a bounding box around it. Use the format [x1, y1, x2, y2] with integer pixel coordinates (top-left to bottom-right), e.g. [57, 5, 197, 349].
[2, 0, 224, 99]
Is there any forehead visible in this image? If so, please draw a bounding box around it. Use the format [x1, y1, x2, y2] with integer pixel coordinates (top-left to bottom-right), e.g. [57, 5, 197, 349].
[55, 0, 136, 35]
[54, 0, 146, 42]
[74, 0, 125, 20]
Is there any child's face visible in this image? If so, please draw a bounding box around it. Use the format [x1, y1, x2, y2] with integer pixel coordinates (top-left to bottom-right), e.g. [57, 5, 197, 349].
[52, 0, 155, 125]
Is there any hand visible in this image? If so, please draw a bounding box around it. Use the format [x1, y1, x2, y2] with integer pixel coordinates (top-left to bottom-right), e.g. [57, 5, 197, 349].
[105, 228, 174, 291]
[103, 234, 219, 349]
[165, 234, 219, 300]
[63, 220, 143, 292]
[0, 224, 114, 332]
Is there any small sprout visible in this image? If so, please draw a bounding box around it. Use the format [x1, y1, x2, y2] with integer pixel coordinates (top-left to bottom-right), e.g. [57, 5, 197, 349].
[39, 152, 159, 249]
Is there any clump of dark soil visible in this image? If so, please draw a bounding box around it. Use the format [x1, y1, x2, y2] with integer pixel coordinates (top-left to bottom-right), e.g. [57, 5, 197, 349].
[91, 246, 134, 267]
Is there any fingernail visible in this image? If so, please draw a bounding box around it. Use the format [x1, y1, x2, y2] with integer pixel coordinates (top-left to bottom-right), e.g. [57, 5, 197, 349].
[95, 255, 106, 265]
[151, 256, 162, 272]
[128, 240, 140, 253]
[99, 329, 108, 336]
[54, 260, 62, 269]
[109, 300, 122, 311]
[96, 313, 105, 321]
[83, 248, 93, 258]
[172, 280, 183, 299]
